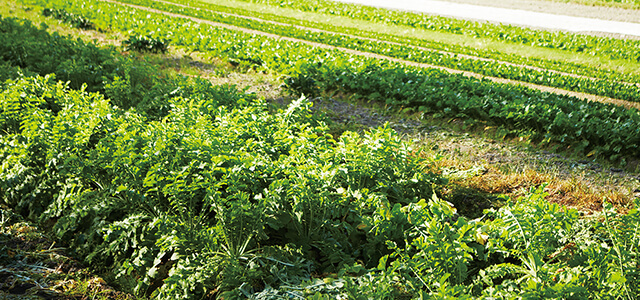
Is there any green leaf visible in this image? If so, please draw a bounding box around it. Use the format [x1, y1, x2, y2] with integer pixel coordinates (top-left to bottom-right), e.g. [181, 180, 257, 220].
[609, 271, 626, 283]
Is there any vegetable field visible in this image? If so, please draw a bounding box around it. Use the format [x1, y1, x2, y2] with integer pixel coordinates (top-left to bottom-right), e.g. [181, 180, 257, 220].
[0, 0, 639, 299]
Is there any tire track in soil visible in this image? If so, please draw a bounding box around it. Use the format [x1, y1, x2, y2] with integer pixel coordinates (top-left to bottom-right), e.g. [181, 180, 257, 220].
[102, 0, 640, 110]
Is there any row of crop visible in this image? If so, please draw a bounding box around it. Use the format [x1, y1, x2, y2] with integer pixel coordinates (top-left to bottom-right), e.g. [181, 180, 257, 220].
[238, 0, 640, 62]
[0, 15, 244, 121]
[289, 63, 640, 162]
[0, 21, 453, 296]
[0, 16, 112, 91]
[78, 0, 640, 103]
[154, 0, 640, 84]
[21, 0, 640, 161]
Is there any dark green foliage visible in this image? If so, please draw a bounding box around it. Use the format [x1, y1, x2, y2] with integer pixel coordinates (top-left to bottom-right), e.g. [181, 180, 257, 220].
[0, 74, 440, 297]
[42, 7, 93, 29]
[123, 34, 170, 54]
[0, 14, 242, 121]
[287, 60, 640, 161]
[0, 16, 114, 90]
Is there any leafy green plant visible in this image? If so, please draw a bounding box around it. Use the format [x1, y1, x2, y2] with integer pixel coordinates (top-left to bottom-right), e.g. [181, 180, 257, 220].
[379, 194, 478, 292]
[600, 200, 640, 299]
[42, 7, 93, 29]
[0, 69, 447, 297]
[123, 34, 170, 54]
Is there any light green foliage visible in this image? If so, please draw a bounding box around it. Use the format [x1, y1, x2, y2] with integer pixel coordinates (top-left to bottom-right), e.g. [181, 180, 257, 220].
[238, 0, 640, 62]
[0, 74, 61, 134]
[108, 0, 640, 102]
[485, 185, 579, 258]
[469, 189, 639, 299]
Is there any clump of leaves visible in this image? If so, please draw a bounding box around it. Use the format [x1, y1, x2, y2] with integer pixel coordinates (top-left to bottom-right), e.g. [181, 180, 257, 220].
[42, 8, 94, 29]
[123, 34, 170, 54]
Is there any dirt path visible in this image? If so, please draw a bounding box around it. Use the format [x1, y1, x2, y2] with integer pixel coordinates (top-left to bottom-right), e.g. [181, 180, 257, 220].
[334, 0, 640, 37]
[104, 0, 640, 110]
[437, 0, 640, 24]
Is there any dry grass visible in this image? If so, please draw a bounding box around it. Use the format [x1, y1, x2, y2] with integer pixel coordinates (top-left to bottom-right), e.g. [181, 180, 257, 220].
[321, 94, 639, 216]
[428, 151, 636, 216]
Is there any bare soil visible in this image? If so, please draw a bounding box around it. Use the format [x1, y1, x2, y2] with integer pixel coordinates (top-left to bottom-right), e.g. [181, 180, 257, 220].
[0, 207, 134, 299]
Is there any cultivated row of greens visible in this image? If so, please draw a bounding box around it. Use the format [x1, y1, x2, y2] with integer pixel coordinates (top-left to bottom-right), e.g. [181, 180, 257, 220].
[42, 7, 94, 29]
[1, 13, 639, 299]
[187, 0, 640, 81]
[238, 0, 640, 62]
[24, 0, 640, 162]
[95, 0, 640, 102]
[160, 0, 640, 83]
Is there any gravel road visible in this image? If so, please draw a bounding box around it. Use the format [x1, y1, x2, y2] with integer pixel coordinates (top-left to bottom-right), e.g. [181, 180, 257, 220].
[334, 0, 640, 37]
